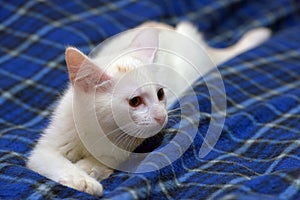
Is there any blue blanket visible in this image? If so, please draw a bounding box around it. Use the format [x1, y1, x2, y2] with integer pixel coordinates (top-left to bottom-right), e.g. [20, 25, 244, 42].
[1, 0, 299, 199]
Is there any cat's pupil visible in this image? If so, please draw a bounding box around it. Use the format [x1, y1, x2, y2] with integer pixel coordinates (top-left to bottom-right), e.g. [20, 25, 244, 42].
[129, 96, 142, 107]
[157, 88, 164, 101]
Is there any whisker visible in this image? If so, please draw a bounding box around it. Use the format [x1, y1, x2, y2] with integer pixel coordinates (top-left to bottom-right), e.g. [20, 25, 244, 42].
[104, 123, 132, 137]
[112, 134, 127, 149]
[88, 122, 134, 150]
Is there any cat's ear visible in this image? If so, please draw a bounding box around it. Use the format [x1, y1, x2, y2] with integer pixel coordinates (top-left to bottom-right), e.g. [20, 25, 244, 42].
[129, 29, 159, 63]
[65, 47, 111, 92]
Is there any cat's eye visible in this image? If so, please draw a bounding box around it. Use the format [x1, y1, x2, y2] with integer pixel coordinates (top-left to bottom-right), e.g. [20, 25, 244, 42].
[157, 88, 165, 101]
[129, 96, 142, 107]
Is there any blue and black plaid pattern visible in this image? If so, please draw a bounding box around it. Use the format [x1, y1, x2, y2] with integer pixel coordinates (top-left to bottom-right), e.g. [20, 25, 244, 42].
[1, 0, 300, 199]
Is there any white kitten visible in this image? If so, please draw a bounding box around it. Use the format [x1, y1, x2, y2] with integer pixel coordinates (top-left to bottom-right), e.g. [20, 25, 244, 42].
[27, 22, 270, 196]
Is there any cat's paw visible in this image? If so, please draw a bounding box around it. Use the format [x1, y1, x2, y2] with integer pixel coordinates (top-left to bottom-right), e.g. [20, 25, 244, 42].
[58, 173, 103, 196]
[76, 157, 113, 180]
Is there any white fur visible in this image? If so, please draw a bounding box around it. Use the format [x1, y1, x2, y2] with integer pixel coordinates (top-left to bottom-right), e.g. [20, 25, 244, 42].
[27, 22, 271, 196]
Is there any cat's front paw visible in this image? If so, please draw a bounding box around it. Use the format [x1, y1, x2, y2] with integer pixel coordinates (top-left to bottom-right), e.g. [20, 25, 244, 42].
[58, 173, 103, 196]
[76, 156, 113, 180]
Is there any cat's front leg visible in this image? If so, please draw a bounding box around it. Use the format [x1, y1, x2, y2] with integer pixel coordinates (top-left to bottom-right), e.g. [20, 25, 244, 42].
[27, 145, 104, 196]
[58, 168, 103, 196]
[75, 156, 113, 180]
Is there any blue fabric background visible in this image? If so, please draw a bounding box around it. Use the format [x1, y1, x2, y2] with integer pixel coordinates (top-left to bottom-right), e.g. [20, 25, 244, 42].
[0, 0, 299, 199]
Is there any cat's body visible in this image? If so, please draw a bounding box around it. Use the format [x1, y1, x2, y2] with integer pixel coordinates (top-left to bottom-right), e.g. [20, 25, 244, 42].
[27, 22, 271, 196]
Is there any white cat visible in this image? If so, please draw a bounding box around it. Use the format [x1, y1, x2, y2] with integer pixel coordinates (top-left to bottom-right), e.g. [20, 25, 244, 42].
[27, 22, 271, 196]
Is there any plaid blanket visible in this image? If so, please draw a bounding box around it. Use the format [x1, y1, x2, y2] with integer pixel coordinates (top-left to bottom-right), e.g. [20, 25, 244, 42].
[1, 0, 300, 199]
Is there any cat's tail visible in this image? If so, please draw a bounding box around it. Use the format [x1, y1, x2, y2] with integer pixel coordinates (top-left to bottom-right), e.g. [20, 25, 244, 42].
[175, 21, 271, 65]
[206, 27, 271, 64]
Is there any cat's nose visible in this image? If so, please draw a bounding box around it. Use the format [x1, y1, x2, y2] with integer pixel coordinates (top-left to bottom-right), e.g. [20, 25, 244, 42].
[154, 115, 166, 126]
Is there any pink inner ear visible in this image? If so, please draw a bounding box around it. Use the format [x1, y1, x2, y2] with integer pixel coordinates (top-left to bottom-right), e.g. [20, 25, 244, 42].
[65, 47, 111, 92]
[130, 29, 159, 63]
[65, 47, 86, 83]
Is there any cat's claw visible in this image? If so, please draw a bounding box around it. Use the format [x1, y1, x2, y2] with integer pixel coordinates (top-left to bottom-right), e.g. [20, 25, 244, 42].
[58, 173, 103, 196]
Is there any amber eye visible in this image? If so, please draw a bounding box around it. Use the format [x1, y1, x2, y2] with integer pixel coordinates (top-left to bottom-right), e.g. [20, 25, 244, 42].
[157, 88, 164, 101]
[129, 96, 142, 107]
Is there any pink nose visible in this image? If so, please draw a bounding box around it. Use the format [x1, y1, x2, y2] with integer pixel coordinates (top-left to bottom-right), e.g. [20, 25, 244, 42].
[154, 115, 166, 126]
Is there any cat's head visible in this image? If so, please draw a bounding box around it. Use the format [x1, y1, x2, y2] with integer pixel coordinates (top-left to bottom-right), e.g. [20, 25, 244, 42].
[65, 29, 167, 145]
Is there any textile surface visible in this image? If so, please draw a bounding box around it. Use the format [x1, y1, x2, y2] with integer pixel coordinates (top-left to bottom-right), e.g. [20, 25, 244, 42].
[0, 0, 299, 199]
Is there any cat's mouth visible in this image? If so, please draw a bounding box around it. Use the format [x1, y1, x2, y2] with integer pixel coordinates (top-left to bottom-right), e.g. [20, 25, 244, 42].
[135, 121, 166, 127]
[137, 122, 151, 125]
[133, 121, 166, 137]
